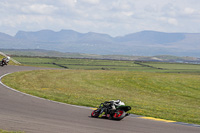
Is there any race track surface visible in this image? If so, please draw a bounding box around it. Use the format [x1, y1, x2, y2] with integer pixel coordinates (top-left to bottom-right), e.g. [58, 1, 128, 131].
[0, 65, 199, 133]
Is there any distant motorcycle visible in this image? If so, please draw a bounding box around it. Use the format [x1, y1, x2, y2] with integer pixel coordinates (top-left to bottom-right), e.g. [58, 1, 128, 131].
[0, 58, 7, 67]
[91, 101, 131, 120]
[0, 57, 10, 67]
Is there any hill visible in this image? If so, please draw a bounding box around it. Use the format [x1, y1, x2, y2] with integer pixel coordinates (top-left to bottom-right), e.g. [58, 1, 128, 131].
[0, 30, 200, 57]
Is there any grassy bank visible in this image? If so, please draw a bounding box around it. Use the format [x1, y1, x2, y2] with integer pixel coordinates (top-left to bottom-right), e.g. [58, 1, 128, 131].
[0, 129, 22, 133]
[2, 69, 200, 124]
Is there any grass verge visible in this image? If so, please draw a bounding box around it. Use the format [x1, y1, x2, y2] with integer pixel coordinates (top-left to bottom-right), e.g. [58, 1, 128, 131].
[2, 69, 200, 124]
[0, 129, 23, 133]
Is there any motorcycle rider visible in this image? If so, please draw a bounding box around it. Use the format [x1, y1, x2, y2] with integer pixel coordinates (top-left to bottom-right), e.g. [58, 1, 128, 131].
[1, 56, 10, 65]
[99, 99, 125, 117]
[110, 99, 125, 110]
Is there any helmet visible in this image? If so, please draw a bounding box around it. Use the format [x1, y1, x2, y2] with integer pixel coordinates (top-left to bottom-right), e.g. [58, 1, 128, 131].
[119, 101, 125, 106]
[116, 99, 121, 104]
[113, 99, 125, 105]
[110, 99, 120, 103]
[116, 100, 125, 106]
[7, 56, 10, 60]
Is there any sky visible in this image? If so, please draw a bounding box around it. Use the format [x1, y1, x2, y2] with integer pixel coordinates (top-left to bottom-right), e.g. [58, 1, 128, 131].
[0, 0, 200, 37]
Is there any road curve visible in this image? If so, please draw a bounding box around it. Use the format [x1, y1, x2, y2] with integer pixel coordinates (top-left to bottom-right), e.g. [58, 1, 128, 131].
[0, 65, 199, 133]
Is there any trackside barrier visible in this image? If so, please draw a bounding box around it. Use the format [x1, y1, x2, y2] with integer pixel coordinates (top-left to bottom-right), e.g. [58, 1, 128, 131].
[0, 51, 21, 64]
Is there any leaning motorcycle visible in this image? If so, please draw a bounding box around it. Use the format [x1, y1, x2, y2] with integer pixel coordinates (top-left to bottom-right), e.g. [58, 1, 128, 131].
[0, 59, 6, 67]
[91, 101, 131, 120]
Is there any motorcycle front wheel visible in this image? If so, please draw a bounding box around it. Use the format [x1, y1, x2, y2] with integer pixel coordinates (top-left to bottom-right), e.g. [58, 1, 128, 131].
[91, 110, 100, 118]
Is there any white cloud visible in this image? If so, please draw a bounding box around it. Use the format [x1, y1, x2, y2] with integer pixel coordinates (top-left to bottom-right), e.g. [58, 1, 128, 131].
[21, 4, 58, 14]
[58, 0, 77, 7]
[158, 17, 178, 25]
[168, 18, 178, 25]
[111, 0, 133, 11]
[184, 7, 195, 15]
[80, 0, 100, 4]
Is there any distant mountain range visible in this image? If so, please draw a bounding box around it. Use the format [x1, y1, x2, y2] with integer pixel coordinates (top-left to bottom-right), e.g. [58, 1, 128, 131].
[0, 29, 200, 57]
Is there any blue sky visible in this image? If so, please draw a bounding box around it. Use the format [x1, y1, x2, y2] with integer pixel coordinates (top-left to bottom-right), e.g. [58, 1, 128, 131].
[0, 0, 200, 37]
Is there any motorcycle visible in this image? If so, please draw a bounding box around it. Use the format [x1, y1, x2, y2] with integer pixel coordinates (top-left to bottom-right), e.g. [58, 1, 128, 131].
[0, 59, 7, 67]
[91, 101, 131, 120]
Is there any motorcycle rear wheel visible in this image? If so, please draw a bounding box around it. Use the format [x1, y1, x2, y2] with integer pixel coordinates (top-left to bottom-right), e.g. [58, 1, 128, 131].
[112, 110, 126, 120]
[1, 61, 5, 67]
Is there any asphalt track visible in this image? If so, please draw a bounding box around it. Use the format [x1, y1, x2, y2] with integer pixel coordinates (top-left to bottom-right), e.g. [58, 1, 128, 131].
[0, 65, 199, 133]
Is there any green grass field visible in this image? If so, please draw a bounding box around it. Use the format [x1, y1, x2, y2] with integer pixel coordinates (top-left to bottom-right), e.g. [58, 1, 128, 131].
[12, 56, 200, 73]
[2, 69, 200, 124]
[12, 56, 155, 71]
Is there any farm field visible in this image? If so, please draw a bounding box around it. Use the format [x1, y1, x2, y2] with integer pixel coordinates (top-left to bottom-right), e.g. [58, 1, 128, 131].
[12, 56, 200, 73]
